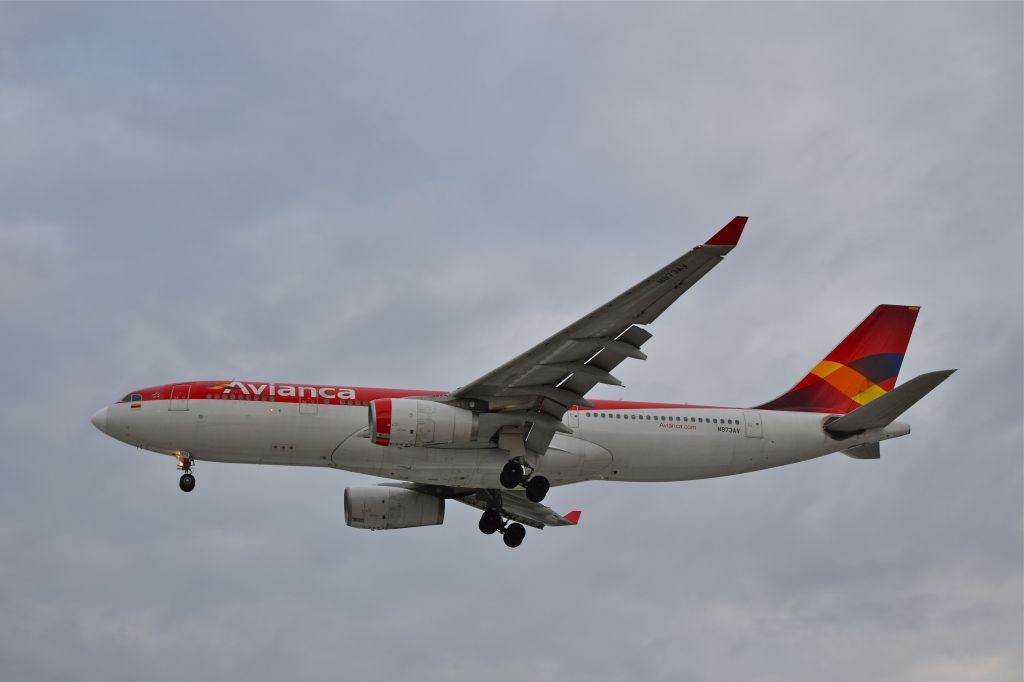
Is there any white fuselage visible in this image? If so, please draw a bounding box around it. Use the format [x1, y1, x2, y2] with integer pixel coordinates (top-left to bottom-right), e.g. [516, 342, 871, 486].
[95, 394, 910, 488]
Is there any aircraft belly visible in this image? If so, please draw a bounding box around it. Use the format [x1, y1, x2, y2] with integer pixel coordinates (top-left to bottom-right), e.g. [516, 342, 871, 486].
[332, 433, 613, 488]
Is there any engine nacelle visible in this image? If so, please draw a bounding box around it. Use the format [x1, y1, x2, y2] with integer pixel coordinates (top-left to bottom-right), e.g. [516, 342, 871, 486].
[368, 398, 477, 447]
[344, 487, 445, 530]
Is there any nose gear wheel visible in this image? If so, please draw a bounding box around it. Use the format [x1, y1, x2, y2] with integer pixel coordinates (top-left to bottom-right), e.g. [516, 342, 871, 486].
[176, 454, 196, 493]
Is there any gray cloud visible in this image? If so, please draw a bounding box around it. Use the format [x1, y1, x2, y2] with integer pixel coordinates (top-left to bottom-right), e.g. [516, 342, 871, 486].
[0, 3, 1020, 681]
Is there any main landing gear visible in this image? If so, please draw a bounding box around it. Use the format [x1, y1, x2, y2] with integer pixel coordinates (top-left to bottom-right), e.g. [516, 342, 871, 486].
[499, 460, 550, 503]
[176, 454, 195, 493]
[478, 508, 527, 548]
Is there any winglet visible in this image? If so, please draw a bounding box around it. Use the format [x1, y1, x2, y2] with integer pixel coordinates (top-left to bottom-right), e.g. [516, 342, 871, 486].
[704, 216, 748, 246]
[563, 510, 582, 525]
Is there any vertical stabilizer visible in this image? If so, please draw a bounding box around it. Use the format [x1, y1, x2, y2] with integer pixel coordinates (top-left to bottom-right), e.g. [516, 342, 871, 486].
[756, 305, 920, 414]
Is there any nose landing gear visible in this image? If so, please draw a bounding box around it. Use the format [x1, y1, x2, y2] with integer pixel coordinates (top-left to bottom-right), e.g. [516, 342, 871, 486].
[176, 454, 195, 492]
[499, 459, 550, 503]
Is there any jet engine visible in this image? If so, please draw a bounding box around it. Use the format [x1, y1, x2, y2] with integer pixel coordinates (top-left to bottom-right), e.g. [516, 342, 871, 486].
[344, 486, 445, 530]
[368, 398, 477, 447]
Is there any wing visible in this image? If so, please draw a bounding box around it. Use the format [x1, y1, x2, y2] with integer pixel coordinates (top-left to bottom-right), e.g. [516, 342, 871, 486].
[385, 482, 580, 529]
[451, 216, 747, 455]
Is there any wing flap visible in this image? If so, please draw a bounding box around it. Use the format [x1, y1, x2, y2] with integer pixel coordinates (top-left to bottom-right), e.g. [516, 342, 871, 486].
[451, 487, 581, 529]
[387, 482, 583, 529]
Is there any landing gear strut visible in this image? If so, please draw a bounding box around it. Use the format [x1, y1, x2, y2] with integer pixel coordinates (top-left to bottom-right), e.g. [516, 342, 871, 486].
[499, 459, 550, 503]
[176, 454, 195, 493]
[477, 508, 527, 548]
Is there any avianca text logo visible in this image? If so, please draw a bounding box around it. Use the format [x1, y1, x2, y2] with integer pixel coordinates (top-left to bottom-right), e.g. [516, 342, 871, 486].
[220, 381, 356, 401]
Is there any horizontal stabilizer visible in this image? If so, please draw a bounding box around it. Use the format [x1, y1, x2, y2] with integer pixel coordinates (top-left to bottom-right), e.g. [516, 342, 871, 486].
[842, 442, 880, 459]
[826, 369, 956, 435]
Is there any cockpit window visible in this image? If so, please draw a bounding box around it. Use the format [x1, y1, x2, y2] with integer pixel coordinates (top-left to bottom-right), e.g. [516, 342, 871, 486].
[119, 393, 143, 403]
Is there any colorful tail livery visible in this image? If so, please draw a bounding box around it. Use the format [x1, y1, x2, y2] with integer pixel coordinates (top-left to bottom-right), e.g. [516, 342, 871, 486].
[756, 304, 920, 414]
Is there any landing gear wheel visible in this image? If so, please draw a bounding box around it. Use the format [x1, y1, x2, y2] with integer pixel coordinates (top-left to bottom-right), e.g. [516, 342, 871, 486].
[179, 473, 196, 493]
[499, 461, 525, 489]
[503, 522, 526, 548]
[478, 508, 502, 535]
[525, 475, 550, 503]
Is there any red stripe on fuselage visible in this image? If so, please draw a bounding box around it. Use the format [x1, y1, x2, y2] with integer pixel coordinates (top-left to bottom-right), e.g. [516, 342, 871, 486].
[118, 380, 739, 412]
[122, 381, 447, 406]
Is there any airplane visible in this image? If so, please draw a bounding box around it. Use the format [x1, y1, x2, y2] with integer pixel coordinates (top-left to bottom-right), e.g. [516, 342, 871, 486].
[90, 217, 955, 548]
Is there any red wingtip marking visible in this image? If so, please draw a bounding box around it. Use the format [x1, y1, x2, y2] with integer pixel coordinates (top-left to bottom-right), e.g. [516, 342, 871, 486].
[704, 216, 748, 246]
[564, 510, 582, 525]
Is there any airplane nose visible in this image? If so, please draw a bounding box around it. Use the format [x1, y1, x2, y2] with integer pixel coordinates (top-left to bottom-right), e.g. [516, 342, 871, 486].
[91, 407, 108, 433]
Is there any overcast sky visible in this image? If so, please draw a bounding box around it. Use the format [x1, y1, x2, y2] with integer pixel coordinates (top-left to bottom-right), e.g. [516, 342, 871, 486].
[1, 3, 1021, 681]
